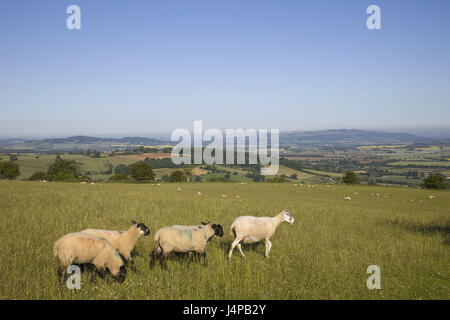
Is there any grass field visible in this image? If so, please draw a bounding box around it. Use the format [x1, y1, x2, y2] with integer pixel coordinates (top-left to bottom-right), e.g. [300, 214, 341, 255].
[274, 165, 315, 180]
[388, 161, 450, 167]
[0, 181, 449, 299]
[14, 154, 138, 179]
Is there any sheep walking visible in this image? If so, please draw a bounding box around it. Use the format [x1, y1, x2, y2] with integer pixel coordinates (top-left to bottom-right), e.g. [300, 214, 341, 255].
[228, 210, 294, 259]
[53, 232, 126, 284]
[81, 221, 150, 273]
[150, 222, 224, 270]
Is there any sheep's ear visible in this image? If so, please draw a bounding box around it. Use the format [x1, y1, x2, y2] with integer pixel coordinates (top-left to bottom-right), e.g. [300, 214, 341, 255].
[201, 221, 208, 225]
[132, 220, 137, 225]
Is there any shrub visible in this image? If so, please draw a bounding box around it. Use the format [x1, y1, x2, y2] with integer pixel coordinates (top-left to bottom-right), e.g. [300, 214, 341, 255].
[267, 176, 287, 183]
[421, 174, 448, 190]
[0, 161, 20, 179]
[79, 175, 93, 183]
[47, 158, 78, 181]
[169, 170, 187, 182]
[108, 174, 131, 182]
[342, 171, 360, 185]
[130, 161, 155, 181]
[29, 171, 49, 181]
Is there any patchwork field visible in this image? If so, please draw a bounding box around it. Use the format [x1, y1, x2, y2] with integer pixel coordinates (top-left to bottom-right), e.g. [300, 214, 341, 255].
[0, 181, 448, 299]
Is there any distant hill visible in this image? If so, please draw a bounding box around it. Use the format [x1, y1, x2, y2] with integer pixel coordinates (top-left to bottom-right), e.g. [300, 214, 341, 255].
[279, 129, 437, 147]
[31, 135, 170, 146]
[0, 135, 172, 153]
[1, 130, 448, 153]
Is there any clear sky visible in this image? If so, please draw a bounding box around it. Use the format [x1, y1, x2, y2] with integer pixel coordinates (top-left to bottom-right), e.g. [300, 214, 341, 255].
[1, 0, 449, 138]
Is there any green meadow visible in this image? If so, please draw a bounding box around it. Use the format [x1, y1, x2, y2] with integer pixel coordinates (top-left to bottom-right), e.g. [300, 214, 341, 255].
[0, 180, 448, 299]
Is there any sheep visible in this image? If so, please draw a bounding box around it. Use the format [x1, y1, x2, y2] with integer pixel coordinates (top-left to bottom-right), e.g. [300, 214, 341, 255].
[228, 210, 294, 259]
[149, 222, 224, 270]
[344, 196, 352, 201]
[53, 232, 126, 284]
[81, 221, 150, 273]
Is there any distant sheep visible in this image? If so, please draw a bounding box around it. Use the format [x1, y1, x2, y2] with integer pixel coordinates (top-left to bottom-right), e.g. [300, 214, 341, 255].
[150, 222, 224, 270]
[228, 210, 294, 259]
[344, 196, 352, 201]
[53, 232, 126, 284]
[81, 221, 150, 273]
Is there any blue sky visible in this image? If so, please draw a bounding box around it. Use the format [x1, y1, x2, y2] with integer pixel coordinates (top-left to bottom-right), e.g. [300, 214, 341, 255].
[1, 0, 449, 138]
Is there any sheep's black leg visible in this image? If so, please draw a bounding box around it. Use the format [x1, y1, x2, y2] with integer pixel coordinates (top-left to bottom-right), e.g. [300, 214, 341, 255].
[149, 249, 158, 269]
[201, 251, 207, 266]
[160, 251, 169, 270]
[130, 259, 139, 273]
[91, 267, 97, 283]
[57, 266, 65, 285]
[186, 252, 194, 266]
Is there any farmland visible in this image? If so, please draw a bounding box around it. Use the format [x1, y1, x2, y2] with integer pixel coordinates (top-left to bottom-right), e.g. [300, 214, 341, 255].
[0, 180, 448, 299]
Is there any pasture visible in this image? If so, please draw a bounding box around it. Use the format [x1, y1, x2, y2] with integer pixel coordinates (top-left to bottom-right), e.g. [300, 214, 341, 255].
[0, 181, 448, 299]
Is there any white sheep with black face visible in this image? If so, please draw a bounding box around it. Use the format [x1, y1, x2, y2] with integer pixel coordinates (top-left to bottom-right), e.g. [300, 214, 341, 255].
[228, 210, 294, 259]
[81, 221, 150, 273]
[53, 232, 126, 284]
[150, 222, 224, 270]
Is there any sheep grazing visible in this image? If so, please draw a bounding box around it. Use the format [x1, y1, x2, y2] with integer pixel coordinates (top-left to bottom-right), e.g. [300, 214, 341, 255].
[228, 210, 294, 259]
[53, 232, 126, 284]
[429, 195, 435, 199]
[150, 222, 224, 270]
[81, 221, 150, 273]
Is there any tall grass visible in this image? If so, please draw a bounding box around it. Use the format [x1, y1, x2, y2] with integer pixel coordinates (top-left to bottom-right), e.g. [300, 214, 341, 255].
[0, 181, 448, 299]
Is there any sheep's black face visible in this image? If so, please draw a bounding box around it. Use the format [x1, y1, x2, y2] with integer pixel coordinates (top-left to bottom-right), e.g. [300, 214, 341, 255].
[137, 223, 150, 236]
[212, 224, 224, 237]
